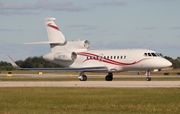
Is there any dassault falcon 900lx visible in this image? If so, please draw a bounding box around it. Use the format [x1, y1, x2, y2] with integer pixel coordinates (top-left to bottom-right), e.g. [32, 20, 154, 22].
[7, 18, 172, 81]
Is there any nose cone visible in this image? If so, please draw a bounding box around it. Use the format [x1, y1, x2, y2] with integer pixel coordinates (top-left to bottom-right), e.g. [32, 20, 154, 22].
[163, 59, 172, 67]
[142, 57, 172, 69]
[156, 58, 172, 68]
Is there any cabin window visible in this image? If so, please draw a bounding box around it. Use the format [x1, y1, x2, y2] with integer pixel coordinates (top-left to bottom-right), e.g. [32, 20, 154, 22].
[148, 53, 152, 56]
[124, 56, 126, 59]
[121, 56, 123, 59]
[117, 56, 119, 59]
[111, 56, 113, 59]
[114, 56, 116, 59]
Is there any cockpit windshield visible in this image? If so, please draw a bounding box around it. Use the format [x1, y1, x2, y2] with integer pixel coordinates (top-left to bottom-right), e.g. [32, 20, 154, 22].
[148, 53, 152, 56]
[151, 53, 157, 57]
[144, 52, 162, 57]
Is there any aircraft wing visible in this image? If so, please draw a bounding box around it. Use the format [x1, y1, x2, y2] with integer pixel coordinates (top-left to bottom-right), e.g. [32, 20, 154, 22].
[7, 55, 108, 72]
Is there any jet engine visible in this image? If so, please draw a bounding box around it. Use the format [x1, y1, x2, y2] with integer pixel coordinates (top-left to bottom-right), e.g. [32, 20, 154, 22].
[65, 40, 90, 50]
[54, 52, 77, 61]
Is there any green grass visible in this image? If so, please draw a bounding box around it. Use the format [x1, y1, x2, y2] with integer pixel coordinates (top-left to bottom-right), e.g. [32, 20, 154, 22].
[0, 88, 180, 114]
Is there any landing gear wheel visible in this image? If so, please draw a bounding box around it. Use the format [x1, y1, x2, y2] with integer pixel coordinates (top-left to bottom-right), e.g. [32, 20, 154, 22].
[105, 75, 113, 81]
[145, 70, 151, 81]
[79, 75, 87, 81]
[83, 75, 87, 81]
[146, 77, 151, 81]
[105, 73, 113, 81]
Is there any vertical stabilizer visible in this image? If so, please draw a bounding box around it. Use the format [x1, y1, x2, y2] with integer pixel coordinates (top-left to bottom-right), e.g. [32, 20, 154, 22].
[44, 18, 66, 44]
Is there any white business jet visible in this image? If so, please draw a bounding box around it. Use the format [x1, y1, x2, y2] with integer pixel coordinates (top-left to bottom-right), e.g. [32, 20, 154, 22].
[7, 18, 172, 81]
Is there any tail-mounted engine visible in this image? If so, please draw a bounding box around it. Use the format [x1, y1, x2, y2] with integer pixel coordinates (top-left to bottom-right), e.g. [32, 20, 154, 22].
[65, 40, 90, 50]
[54, 52, 77, 61]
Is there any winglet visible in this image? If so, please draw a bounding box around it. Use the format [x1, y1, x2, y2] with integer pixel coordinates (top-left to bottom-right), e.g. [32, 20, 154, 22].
[7, 55, 21, 69]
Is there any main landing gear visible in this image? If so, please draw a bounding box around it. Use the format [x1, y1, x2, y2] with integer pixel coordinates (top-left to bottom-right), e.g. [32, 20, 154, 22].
[78, 71, 113, 81]
[146, 70, 151, 81]
[78, 71, 87, 81]
[78, 70, 152, 81]
[105, 72, 113, 81]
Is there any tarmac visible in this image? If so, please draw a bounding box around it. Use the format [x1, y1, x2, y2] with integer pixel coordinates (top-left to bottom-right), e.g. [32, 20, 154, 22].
[0, 81, 180, 88]
[0, 74, 180, 88]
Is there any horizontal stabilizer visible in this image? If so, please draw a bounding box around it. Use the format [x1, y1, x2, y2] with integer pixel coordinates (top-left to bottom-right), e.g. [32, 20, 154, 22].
[23, 41, 65, 44]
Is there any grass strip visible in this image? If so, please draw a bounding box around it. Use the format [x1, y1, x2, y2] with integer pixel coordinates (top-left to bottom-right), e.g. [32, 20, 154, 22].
[0, 88, 180, 114]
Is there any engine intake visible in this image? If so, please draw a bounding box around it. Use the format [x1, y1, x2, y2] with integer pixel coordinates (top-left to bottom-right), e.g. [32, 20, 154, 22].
[64, 40, 90, 50]
[54, 52, 77, 61]
[84, 40, 90, 49]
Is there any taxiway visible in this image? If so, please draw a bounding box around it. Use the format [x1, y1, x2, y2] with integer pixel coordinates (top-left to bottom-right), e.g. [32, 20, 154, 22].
[0, 74, 180, 88]
[0, 81, 180, 88]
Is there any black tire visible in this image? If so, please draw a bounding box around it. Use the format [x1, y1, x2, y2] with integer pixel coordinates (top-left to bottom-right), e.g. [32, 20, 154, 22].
[149, 77, 151, 81]
[105, 75, 113, 81]
[79, 75, 87, 81]
[146, 77, 151, 81]
[83, 75, 87, 81]
[105, 75, 109, 81]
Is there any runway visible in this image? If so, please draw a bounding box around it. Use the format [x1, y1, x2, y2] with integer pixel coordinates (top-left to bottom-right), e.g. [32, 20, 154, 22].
[0, 74, 180, 88]
[1, 73, 180, 78]
[0, 81, 180, 88]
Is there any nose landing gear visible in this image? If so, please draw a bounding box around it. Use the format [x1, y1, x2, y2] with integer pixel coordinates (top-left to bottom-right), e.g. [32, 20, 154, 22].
[146, 70, 151, 81]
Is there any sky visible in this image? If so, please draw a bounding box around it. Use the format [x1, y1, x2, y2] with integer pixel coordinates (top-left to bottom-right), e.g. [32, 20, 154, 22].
[0, 0, 180, 61]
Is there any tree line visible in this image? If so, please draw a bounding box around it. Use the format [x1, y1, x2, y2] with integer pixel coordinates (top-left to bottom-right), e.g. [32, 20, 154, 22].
[164, 56, 180, 69]
[0, 56, 179, 71]
[0, 56, 59, 71]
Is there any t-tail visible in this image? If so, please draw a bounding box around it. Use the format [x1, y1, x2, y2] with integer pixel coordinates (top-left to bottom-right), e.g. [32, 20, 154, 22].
[44, 18, 90, 52]
[23, 17, 90, 53]
[45, 18, 67, 52]
[23, 18, 67, 52]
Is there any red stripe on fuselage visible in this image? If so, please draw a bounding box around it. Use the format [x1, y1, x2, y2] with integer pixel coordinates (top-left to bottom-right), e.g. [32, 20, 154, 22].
[77, 52, 151, 66]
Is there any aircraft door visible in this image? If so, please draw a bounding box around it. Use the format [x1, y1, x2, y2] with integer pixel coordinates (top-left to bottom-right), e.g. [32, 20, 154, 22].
[99, 54, 104, 62]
